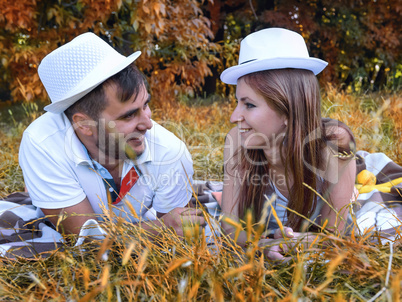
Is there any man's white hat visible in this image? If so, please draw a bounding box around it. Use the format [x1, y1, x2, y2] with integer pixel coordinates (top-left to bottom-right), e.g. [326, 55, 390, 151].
[220, 28, 328, 85]
[39, 32, 141, 113]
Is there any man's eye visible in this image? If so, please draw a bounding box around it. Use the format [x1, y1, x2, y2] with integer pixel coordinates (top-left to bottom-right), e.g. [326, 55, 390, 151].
[125, 112, 135, 119]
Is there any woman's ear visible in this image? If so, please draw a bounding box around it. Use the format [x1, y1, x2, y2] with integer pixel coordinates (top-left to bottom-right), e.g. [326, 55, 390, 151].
[284, 118, 288, 127]
[71, 113, 96, 136]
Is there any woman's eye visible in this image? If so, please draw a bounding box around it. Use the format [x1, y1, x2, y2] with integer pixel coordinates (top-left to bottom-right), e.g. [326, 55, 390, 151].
[245, 102, 255, 109]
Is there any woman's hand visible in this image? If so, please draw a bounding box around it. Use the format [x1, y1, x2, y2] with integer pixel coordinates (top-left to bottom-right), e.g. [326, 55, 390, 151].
[257, 227, 294, 261]
[259, 229, 318, 261]
[258, 238, 288, 260]
[272, 227, 295, 239]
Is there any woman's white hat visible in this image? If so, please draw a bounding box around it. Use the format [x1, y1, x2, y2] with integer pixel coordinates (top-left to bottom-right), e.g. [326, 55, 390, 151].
[220, 28, 328, 85]
[39, 32, 141, 113]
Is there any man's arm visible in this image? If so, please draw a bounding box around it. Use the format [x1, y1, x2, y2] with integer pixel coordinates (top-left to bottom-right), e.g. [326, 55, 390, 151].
[144, 123, 205, 236]
[41, 197, 97, 235]
[41, 198, 205, 238]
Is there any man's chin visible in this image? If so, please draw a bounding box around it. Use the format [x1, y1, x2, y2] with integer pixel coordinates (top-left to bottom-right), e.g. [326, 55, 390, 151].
[124, 141, 145, 160]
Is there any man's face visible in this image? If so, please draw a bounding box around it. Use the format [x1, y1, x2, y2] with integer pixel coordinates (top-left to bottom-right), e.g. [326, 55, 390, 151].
[95, 83, 153, 161]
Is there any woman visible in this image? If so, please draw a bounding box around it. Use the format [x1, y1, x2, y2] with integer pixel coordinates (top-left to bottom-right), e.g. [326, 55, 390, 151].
[220, 28, 357, 260]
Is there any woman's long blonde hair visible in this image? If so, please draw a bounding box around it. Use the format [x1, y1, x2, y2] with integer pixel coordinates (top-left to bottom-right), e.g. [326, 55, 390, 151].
[229, 68, 353, 230]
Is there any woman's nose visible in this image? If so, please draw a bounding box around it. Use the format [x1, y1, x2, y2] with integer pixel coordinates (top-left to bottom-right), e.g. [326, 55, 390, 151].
[230, 106, 243, 124]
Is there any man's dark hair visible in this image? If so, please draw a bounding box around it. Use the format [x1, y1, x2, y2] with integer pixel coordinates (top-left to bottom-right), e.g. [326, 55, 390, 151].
[65, 63, 149, 121]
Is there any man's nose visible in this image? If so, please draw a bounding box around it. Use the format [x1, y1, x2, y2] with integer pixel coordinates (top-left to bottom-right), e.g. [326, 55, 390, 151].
[137, 107, 153, 131]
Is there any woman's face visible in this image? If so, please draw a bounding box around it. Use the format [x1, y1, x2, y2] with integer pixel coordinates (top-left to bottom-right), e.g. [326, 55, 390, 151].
[230, 78, 287, 150]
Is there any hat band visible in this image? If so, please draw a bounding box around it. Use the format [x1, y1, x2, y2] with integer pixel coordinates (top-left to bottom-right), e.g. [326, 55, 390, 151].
[240, 59, 256, 65]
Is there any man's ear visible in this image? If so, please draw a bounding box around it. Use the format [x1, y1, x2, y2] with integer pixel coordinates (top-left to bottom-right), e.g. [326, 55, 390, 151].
[71, 113, 96, 136]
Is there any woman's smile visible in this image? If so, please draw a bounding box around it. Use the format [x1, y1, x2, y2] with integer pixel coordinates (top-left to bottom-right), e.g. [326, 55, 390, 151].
[239, 128, 252, 133]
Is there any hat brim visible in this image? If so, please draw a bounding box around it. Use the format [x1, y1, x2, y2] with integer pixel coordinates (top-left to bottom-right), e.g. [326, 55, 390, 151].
[220, 57, 328, 85]
[44, 51, 142, 114]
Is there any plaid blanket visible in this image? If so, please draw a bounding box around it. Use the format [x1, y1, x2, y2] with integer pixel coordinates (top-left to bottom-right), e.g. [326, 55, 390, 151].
[0, 193, 106, 258]
[1, 151, 401, 258]
[351, 151, 402, 242]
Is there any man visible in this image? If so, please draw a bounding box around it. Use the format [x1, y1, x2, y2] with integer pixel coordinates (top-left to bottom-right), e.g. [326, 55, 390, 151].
[19, 32, 204, 235]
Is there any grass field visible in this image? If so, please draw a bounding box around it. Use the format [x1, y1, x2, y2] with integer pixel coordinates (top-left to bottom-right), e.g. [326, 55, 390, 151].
[0, 87, 401, 301]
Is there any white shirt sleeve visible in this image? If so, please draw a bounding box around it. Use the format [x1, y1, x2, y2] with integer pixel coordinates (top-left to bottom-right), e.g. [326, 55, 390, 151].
[19, 132, 87, 209]
[150, 147, 194, 214]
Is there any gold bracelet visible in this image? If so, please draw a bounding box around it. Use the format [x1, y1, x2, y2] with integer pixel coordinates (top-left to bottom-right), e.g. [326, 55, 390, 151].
[244, 241, 253, 248]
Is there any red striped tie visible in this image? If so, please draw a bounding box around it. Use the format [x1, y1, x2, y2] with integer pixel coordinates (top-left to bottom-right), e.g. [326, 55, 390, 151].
[113, 167, 139, 204]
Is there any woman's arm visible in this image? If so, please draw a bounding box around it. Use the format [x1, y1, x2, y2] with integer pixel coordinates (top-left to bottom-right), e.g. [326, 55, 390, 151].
[221, 127, 244, 240]
[321, 126, 357, 233]
[222, 128, 294, 248]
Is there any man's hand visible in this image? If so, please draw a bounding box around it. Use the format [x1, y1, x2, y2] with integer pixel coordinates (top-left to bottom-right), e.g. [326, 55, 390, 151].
[159, 207, 206, 236]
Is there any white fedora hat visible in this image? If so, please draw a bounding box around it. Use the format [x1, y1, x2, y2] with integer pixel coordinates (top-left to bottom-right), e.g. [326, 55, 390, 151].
[220, 28, 328, 85]
[39, 32, 141, 113]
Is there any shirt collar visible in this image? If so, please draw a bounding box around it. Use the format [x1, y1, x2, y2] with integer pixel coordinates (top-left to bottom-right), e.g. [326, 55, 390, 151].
[133, 134, 152, 164]
[63, 114, 92, 167]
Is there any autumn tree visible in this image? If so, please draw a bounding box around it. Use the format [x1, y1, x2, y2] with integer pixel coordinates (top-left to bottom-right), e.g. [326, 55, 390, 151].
[0, 0, 221, 105]
[0, 0, 400, 105]
[205, 0, 402, 91]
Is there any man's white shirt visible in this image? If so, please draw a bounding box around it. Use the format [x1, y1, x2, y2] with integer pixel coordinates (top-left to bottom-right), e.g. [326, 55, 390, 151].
[19, 112, 194, 222]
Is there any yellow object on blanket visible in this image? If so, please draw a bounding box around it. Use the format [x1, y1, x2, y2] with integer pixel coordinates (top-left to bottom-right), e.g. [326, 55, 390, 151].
[356, 170, 376, 186]
[355, 176, 402, 194]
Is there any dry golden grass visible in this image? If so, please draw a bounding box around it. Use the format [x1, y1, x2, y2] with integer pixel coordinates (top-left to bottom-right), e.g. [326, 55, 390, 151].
[0, 87, 401, 301]
[0, 209, 400, 301]
[322, 85, 402, 164]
